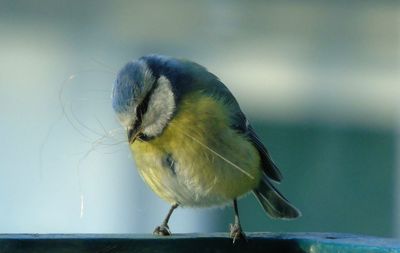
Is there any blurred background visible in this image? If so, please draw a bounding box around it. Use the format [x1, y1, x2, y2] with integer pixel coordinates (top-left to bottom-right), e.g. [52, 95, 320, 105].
[0, 0, 399, 238]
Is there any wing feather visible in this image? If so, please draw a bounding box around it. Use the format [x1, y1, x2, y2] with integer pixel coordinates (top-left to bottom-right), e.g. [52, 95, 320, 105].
[247, 125, 282, 182]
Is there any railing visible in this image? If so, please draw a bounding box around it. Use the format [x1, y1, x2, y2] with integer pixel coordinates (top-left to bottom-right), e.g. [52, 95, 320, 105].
[1, 232, 399, 253]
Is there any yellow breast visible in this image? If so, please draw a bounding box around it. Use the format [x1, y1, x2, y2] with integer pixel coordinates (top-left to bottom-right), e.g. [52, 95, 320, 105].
[130, 91, 262, 207]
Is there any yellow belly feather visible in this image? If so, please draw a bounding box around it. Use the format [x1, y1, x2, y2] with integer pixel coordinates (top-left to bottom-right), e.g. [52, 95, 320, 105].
[130, 92, 261, 206]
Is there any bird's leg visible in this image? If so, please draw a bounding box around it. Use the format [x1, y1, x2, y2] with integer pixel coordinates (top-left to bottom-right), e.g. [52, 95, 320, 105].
[153, 203, 179, 236]
[229, 199, 246, 243]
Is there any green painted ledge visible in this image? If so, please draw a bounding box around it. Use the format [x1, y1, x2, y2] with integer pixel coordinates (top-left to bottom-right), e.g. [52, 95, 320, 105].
[0, 233, 399, 253]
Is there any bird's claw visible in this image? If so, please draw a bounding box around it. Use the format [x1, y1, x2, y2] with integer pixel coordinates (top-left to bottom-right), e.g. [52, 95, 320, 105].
[153, 224, 171, 236]
[229, 223, 246, 243]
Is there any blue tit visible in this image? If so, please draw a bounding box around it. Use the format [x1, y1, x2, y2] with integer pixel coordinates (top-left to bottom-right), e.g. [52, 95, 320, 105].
[112, 54, 300, 240]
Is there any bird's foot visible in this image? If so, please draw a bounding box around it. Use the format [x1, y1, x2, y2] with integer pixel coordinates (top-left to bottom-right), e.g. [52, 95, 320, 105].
[153, 224, 171, 236]
[229, 223, 246, 243]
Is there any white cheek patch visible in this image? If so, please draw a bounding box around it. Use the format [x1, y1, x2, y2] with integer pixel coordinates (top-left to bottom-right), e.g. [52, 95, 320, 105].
[142, 76, 176, 137]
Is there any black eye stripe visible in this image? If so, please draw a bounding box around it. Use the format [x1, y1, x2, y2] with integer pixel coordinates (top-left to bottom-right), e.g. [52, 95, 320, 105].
[133, 80, 159, 131]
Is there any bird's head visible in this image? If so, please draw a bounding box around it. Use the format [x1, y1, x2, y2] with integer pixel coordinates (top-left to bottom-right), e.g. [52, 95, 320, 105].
[112, 57, 176, 144]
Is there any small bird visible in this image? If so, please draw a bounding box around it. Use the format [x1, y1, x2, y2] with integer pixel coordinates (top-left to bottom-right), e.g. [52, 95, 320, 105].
[112, 55, 300, 241]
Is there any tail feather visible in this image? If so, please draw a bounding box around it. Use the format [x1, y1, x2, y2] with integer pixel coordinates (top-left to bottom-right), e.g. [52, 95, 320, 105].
[254, 175, 301, 219]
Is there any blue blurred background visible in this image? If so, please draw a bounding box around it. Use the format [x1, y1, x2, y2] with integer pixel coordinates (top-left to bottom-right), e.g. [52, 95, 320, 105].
[0, 0, 399, 238]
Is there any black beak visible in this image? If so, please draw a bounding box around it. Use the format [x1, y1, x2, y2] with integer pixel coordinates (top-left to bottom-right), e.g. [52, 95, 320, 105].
[127, 127, 139, 144]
